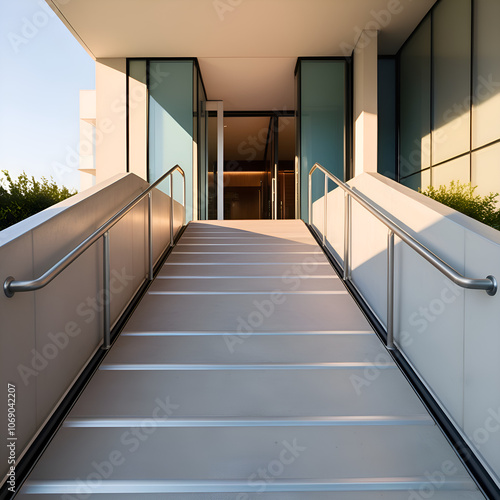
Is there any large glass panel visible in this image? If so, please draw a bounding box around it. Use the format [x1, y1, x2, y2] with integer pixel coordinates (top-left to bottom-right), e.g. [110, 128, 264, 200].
[432, 155, 470, 188]
[278, 116, 296, 219]
[149, 60, 193, 221]
[223, 116, 270, 220]
[472, 142, 500, 198]
[378, 58, 397, 180]
[299, 59, 345, 221]
[399, 16, 431, 178]
[197, 72, 207, 220]
[192, 64, 198, 220]
[295, 65, 301, 219]
[472, 0, 500, 149]
[432, 0, 471, 165]
[400, 169, 431, 192]
[206, 111, 218, 220]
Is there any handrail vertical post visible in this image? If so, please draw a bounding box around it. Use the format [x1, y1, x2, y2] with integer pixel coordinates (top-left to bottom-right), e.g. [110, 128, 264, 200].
[308, 173, 312, 225]
[170, 174, 174, 247]
[183, 173, 186, 227]
[387, 230, 395, 350]
[148, 192, 153, 281]
[102, 231, 111, 350]
[343, 192, 350, 281]
[323, 174, 328, 246]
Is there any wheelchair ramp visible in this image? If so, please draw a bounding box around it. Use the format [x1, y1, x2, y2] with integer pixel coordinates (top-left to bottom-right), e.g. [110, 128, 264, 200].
[18, 220, 484, 499]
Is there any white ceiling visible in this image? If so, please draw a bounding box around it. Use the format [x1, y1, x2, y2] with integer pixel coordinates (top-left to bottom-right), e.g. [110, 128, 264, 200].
[48, 0, 436, 110]
[199, 58, 297, 111]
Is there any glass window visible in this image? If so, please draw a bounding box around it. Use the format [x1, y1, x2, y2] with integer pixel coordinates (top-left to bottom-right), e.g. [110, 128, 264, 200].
[299, 59, 346, 221]
[149, 60, 193, 220]
[432, 0, 471, 165]
[400, 170, 430, 192]
[378, 58, 397, 180]
[400, 16, 431, 178]
[431, 155, 470, 188]
[197, 69, 207, 220]
[472, 142, 500, 198]
[472, 0, 500, 149]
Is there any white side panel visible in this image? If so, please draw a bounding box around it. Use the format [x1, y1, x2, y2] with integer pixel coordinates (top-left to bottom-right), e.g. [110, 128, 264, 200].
[0, 235, 37, 470]
[151, 189, 171, 263]
[0, 172, 185, 481]
[463, 231, 500, 485]
[310, 171, 500, 485]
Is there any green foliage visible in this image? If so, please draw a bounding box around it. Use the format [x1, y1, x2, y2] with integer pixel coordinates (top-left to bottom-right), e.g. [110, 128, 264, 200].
[0, 171, 76, 231]
[419, 181, 500, 230]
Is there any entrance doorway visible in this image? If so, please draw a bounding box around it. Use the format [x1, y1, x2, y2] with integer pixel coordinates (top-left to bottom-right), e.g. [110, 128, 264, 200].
[202, 106, 295, 220]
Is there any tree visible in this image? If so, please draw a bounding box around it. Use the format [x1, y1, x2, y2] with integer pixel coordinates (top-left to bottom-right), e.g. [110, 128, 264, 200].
[0, 171, 76, 231]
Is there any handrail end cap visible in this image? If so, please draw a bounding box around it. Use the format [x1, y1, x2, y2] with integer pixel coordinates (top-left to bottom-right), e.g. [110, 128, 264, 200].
[487, 275, 497, 296]
[4, 277, 15, 298]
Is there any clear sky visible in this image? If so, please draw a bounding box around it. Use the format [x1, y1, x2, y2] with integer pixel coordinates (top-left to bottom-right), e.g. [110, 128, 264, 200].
[0, 0, 95, 192]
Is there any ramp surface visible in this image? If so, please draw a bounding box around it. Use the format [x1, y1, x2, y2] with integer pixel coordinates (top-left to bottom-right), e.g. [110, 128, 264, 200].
[18, 220, 484, 499]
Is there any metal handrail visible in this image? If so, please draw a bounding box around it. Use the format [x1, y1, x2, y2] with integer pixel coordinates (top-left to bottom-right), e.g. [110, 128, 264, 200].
[308, 162, 497, 349]
[3, 165, 185, 347]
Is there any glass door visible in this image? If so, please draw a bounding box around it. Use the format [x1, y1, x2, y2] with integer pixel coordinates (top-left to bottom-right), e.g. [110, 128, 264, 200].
[269, 115, 279, 219]
[204, 101, 224, 220]
[270, 115, 296, 219]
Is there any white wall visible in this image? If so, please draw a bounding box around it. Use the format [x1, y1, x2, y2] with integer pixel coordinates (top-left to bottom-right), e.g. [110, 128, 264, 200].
[128, 62, 148, 180]
[312, 172, 500, 487]
[0, 173, 183, 481]
[95, 59, 127, 183]
[353, 30, 378, 177]
[79, 89, 97, 191]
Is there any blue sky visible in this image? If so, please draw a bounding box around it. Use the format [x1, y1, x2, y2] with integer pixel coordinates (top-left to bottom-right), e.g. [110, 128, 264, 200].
[0, 0, 95, 191]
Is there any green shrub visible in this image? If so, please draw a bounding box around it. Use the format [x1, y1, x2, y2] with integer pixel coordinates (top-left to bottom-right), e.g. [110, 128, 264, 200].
[0, 171, 76, 231]
[419, 181, 500, 230]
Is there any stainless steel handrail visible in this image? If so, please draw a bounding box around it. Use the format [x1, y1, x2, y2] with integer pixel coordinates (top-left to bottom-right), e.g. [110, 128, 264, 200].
[308, 163, 497, 349]
[3, 165, 185, 347]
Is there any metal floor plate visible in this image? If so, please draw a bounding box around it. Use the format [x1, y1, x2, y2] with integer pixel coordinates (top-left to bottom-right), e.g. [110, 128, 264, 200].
[18, 220, 485, 498]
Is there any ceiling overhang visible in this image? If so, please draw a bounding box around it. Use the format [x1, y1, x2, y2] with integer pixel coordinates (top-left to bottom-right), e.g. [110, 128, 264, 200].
[46, 0, 437, 110]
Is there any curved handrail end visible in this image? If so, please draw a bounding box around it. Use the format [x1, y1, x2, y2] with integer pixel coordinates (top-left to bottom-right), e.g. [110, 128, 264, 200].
[3, 164, 186, 298]
[308, 162, 498, 297]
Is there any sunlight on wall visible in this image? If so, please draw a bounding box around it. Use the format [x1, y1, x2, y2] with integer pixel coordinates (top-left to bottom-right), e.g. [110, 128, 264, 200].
[312, 172, 500, 487]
